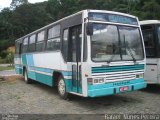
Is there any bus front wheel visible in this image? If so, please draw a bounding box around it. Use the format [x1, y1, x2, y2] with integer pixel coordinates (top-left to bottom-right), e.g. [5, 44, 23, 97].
[24, 69, 32, 84]
[57, 76, 69, 100]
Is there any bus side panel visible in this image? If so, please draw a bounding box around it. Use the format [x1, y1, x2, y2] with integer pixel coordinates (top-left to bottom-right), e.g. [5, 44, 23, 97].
[35, 72, 53, 86]
[144, 58, 158, 84]
[26, 54, 36, 80]
[26, 52, 65, 87]
[22, 54, 27, 66]
[14, 55, 23, 75]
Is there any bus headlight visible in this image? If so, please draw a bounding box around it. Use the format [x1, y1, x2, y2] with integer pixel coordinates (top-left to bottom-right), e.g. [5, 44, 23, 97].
[94, 78, 105, 84]
[136, 74, 144, 78]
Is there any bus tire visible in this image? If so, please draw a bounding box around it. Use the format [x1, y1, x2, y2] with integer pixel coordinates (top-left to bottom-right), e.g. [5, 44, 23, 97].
[57, 76, 69, 100]
[24, 69, 32, 84]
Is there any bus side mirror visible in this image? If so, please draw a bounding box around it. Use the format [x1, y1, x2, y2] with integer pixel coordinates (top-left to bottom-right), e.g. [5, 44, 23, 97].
[86, 23, 93, 35]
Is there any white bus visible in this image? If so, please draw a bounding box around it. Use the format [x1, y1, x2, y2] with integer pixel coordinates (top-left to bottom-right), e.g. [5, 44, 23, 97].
[14, 10, 146, 99]
[140, 20, 160, 84]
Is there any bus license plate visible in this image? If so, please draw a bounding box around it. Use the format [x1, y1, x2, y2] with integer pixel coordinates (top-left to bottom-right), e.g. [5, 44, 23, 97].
[119, 86, 129, 92]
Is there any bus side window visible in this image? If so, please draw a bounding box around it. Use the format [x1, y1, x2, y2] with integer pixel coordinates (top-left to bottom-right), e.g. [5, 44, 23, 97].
[141, 25, 156, 57]
[46, 24, 60, 51]
[28, 34, 36, 52]
[62, 29, 69, 61]
[36, 30, 45, 52]
[22, 37, 29, 53]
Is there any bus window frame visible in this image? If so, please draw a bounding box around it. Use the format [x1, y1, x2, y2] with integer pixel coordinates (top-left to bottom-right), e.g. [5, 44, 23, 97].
[46, 24, 61, 51]
[156, 24, 160, 57]
[36, 30, 46, 52]
[22, 37, 29, 53]
[28, 34, 37, 52]
[142, 24, 158, 58]
[61, 28, 69, 62]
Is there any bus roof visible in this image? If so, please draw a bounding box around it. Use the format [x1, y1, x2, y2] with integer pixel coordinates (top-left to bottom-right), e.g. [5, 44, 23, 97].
[15, 9, 138, 42]
[140, 20, 160, 25]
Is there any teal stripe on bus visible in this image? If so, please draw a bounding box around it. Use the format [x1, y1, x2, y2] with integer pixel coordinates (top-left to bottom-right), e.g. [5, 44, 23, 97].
[92, 64, 144, 73]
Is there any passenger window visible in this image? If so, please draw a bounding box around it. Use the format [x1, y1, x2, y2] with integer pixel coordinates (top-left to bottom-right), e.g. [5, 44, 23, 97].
[22, 37, 28, 53]
[36, 31, 46, 52]
[46, 24, 60, 51]
[48, 25, 60, 39]
[37, 31, 45, 42]
[141, 25, 156, 57]
[62, 29, 68, 61]
[28, 34, 36, 52]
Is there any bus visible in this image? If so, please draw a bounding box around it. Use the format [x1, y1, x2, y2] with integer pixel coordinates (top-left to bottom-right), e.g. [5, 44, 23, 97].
[14, 10, 147, 99]
[140, 20, 160, 84]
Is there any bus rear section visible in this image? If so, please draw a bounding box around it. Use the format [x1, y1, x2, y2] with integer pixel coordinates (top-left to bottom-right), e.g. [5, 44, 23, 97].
[140, 20, 160, 84]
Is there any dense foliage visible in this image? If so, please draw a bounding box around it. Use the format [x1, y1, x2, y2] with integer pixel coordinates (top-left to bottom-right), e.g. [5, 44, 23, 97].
[0, 0, 160, 56]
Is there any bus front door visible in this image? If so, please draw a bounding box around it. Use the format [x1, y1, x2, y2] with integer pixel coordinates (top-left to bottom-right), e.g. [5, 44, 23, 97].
[69, 25, 82, 93]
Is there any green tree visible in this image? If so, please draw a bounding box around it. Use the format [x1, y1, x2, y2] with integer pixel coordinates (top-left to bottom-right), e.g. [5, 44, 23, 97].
[10, 0, 28, 9]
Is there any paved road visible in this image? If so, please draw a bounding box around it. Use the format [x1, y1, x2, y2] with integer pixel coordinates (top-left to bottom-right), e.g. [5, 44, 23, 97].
[0, 70, 16, 76]
[0, 76, 160, 115]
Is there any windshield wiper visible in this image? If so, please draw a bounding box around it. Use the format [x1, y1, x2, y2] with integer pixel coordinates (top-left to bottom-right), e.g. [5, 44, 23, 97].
[107, 44, 120, 64]
[123, 35, 137, 64]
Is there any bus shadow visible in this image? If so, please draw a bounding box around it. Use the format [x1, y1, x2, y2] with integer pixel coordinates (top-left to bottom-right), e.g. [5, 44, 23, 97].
[69, 94, 142, 111]
[24, 80, 142, 110]
[141, 84, 160, 95]
[29, 80, 59, 96]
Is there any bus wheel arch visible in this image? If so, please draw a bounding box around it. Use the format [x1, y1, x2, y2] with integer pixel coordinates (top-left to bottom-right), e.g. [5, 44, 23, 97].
[53, 71, 69, 99]
[53, 71, 63, 86]
[23, 66, 32, 84]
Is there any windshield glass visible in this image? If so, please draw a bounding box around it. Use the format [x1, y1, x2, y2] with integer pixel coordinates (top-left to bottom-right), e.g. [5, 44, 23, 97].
[91, 23, 144, 62]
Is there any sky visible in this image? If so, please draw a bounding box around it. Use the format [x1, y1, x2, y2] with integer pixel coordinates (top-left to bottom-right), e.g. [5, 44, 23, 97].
[0, 0, 48, 9]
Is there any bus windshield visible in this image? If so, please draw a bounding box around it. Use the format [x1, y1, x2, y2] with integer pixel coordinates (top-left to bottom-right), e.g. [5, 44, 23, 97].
[91, 23, 144, 62]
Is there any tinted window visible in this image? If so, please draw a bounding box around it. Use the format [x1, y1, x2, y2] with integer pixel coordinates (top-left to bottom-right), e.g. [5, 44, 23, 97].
[37, 31, 45, 42]
[23, 37, 28, 45]
[48, 25, 60, 39]
[30, 34, 36, 44]
[22, 37, 28, 53]
[47, 38, 60, 51]
[36, 31, 46, 51]
[141, 25, 156, 57]
[62, 29, 68, 61]
[46, 25, 60, 51]
[29, 34, 36, 52]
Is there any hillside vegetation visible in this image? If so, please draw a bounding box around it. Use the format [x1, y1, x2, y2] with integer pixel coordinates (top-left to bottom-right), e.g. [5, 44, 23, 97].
[0, 0, 160, 59]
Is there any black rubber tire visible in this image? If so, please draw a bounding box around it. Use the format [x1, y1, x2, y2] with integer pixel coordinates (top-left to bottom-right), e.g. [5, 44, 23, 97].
[57, 76, 69, 100]
[24, 69, 32, 84]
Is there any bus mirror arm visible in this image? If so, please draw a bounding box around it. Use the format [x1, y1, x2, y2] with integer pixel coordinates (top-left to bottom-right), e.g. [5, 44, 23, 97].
[86, 23, 93, 35]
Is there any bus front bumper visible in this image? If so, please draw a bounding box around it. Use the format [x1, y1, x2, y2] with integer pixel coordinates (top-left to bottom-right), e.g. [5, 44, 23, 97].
[88, 80, 147, 97]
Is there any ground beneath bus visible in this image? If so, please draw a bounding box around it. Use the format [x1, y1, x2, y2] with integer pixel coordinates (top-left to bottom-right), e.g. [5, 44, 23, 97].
[0, 74, 160, 115]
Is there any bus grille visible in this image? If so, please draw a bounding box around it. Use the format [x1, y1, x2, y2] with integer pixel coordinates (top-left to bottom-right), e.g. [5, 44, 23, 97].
[92, 64, 144, 82]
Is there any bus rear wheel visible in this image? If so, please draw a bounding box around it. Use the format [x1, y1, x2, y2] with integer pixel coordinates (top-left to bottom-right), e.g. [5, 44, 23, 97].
[24, 69, 32, 84]
[57, 76, 69, 100]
